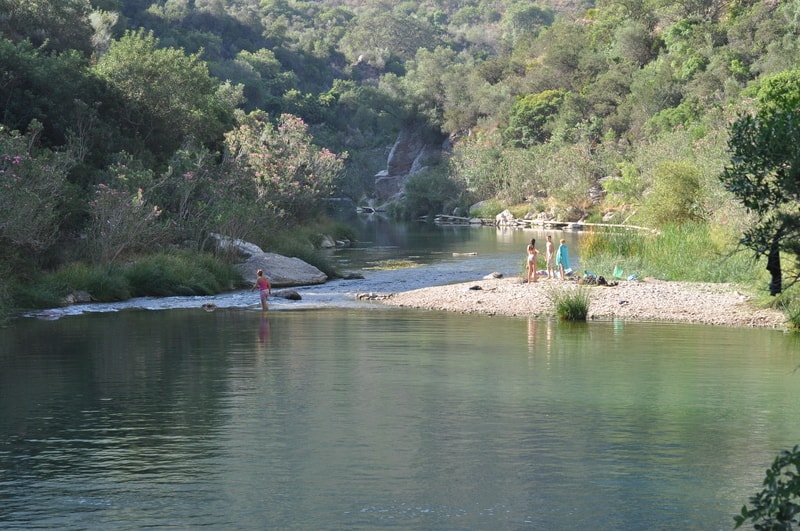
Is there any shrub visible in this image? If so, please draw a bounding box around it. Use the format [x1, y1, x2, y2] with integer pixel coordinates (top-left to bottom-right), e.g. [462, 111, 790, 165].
[546, 285, 590, 321]
[124, 250, 240, 297]
[734, 445, 800, 529]
[641, 160, 703, 227]
[59, 262, 130, 302]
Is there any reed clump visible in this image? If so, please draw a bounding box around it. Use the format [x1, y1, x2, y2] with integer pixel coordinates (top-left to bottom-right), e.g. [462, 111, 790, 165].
[546, 286, 590, 321]
[579, 222, 762, 284]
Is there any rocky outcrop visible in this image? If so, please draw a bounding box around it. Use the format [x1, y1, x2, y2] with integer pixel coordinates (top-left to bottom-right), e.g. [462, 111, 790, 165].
[209, 233, 327, 287]
[373, 124, 442, 202]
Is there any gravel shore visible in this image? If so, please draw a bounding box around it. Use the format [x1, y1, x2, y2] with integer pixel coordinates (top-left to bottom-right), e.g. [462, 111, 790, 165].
[377, 276, 787, 328]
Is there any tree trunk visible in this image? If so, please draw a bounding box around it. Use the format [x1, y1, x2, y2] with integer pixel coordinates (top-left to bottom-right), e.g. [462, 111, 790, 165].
[766, 233, 782, 296]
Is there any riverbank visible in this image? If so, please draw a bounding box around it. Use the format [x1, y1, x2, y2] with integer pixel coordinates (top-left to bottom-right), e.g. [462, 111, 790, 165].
[379, 276, 788, 328]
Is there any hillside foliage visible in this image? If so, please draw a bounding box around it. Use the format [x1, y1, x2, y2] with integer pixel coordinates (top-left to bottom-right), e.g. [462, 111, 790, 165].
[1, 0, 799, 288]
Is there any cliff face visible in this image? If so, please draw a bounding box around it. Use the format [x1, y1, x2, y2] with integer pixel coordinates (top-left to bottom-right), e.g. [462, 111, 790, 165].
[373, 124, 442, 202]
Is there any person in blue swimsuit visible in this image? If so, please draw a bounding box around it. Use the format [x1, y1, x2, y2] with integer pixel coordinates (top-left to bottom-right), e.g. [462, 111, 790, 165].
[556, 239, 569, 280]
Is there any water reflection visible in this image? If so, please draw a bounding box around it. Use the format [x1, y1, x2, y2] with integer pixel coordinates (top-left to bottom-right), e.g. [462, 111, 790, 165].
[1, 309, 799, 529]
[526, 317, 556, 359]
[258, 314, 270, 348]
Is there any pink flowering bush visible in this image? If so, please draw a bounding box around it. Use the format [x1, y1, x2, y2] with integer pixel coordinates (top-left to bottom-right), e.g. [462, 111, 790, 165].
[223, 112, 346, 223]
[88, 180, 163, 263]
[0, 124, 71, 254]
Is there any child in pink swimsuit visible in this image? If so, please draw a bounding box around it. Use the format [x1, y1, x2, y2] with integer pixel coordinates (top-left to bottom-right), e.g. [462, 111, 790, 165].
[253, 269, 271, 310]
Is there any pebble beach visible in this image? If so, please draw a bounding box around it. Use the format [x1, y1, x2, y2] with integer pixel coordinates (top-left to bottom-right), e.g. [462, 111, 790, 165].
[378, 276, 788, 328]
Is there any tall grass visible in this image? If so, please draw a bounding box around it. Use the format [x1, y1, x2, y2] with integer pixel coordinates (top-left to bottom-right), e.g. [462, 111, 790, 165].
[761, 288, 800, 330]
[124, 251, 241, 297]
[546, 285, 590, 321]
[11, 250, 243, 310]
[579, 222, 765, 285]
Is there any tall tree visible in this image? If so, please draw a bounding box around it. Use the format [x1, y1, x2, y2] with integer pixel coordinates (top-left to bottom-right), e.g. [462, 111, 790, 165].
[0, 0, 94, 54]
[93, 29, 240, 164]
[720, 70, 800, 295]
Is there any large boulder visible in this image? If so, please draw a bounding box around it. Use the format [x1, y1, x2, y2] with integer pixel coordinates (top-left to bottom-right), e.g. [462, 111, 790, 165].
[235, 253, 327, 287]
[495, 209, 515, 225]
[209, 233, 327, 287]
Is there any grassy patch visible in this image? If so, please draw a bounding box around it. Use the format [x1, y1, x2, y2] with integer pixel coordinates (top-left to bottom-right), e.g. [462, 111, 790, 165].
[579, 221, 764, 285]
[363, 259, 424, 270]
[469, 199, 505, 218]
[124, 250, 241, 297]
[9, 249, 242, 310]
[761, 287, 800, 331]
[546, 285, 590, 321]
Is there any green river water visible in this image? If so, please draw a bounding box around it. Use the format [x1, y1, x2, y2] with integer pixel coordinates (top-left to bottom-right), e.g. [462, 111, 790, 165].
[1, 221, 798, 530]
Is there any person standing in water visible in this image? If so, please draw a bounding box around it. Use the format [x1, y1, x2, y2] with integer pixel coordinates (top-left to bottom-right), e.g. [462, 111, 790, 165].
[252, 269, 271, 310]
[545, 234, 555, 279]
[526, 238, 539, 283]
[556, 238, 570, 280]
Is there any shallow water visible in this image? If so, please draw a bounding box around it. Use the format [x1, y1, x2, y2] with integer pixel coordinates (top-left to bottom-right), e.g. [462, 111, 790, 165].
[3, 221, 800, 530]
[29, 223, 578, 318]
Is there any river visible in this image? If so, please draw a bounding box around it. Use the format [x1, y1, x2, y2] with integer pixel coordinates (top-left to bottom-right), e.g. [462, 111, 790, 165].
[1, 219, 799, 530]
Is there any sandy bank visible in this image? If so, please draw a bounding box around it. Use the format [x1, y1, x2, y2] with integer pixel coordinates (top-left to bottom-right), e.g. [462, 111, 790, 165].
[377, 276, 787, 328]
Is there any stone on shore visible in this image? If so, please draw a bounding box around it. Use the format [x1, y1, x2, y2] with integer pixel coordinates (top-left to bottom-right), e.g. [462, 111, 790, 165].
[210, 232, 327, 287]
[235, 253, 327, 287]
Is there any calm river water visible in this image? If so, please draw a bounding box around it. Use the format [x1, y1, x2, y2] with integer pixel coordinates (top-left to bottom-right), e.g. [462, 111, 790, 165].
[2, 219, 799, 530]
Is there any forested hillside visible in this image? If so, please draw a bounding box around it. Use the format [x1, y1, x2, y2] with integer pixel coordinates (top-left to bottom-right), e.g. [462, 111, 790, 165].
[2, 0, 800, 311]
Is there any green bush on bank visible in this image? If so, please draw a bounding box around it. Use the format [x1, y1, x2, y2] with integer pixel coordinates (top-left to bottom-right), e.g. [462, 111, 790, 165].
[125, 251, 240, 297]
[9, 250, 243, 311]
[2, 219, 352, 318]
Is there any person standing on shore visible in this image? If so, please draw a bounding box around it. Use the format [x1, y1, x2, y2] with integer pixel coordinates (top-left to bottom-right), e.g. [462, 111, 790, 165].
[556, 239, 569, 280]
[526, 238, 540, 283]
[545, 235, 555, 279]
[252, 269, 271, 310]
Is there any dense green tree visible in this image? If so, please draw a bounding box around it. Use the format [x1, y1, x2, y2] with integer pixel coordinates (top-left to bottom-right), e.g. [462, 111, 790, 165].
[609, 20, 658, 66]
[399, 46, 459, 130]
[0, 39, 107, 149]
[528, 19, 602, 93]
[504, 90, 566, 147]
[720, 70, 800, 295]
[0, 0, 94, 53]
[93, 29, 241, 165]
[339, 9, 441, 66]
[502, 2, 554, 43]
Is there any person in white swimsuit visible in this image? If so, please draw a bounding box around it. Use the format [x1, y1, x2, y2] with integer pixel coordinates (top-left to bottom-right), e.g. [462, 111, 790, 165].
[526, 238, 539, 283]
